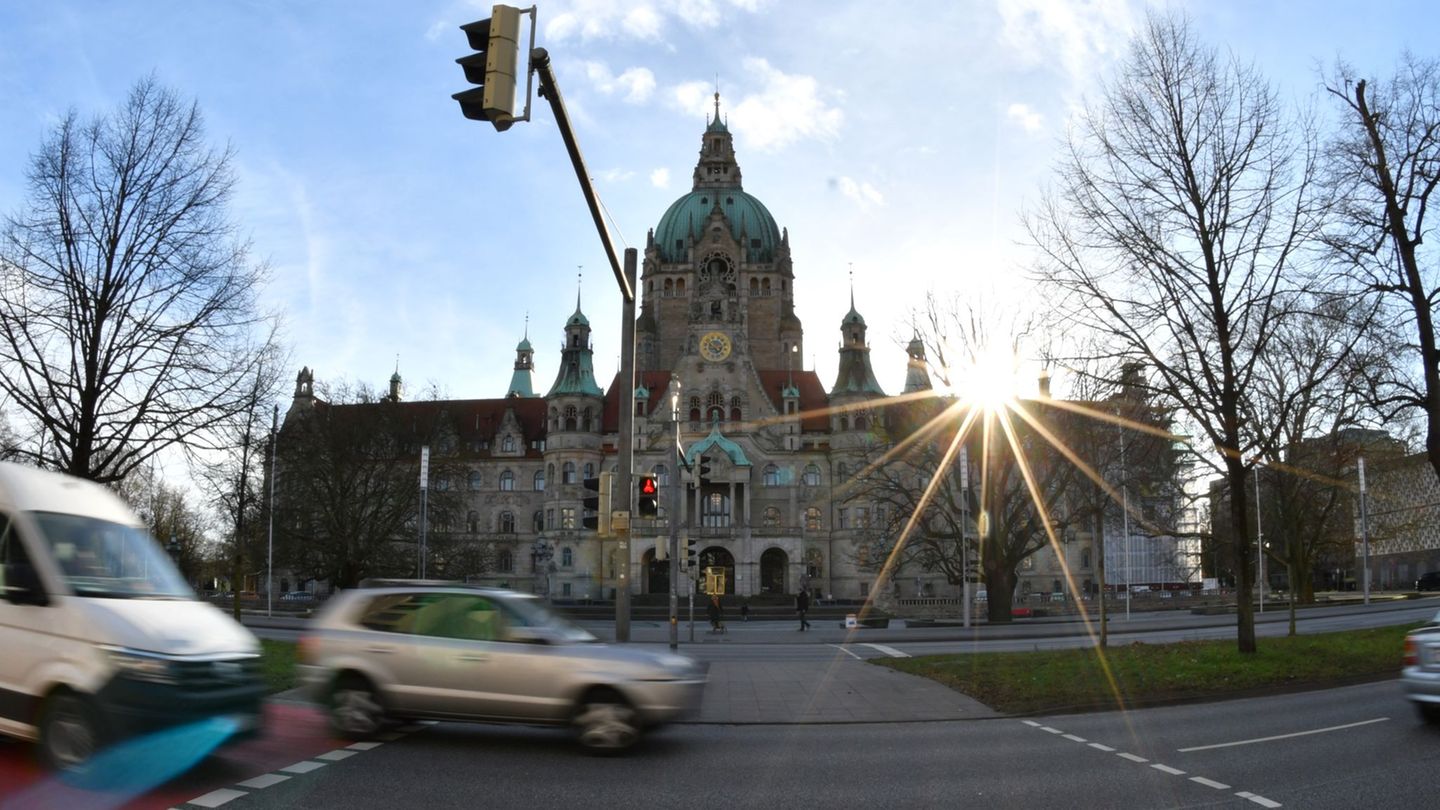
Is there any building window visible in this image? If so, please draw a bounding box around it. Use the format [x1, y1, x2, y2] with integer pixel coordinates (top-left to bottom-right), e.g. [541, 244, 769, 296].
[435, 474, 450, 492]
[805, 507, 821, 530]
[856, 507, 870, 528]
[503, 436, 515, 452]
[654, 464, 669, 486]
[855, 415, 868, 431]
[467, 471, 482, 491]
[499, 470, 515, 491]
[562, 582, 572, 597]
[803, 464, 821, 486]
[836, 462, 848, 482]
[533, 510, 544, 533]
[561, 507, 576, 529]
[837, 508, 849, 529]
[467, 511, 479, 533]
[546, 508, 555, 530]
[563, 462, 576, 484]
[1082, 548, 1092, 569]
[564, 406, 577, 431]
[534, 470, 545, 491]
[498, 549, 513, 572]
[860, 582, 870, 597]
[583, 462, 595, 480]
[702, 493, 731, 528]
[839, 416, 849, 431]
[562, 547, 573, 568]
[763, 506, 781, 527]
[763, 464, 779, 486]
[500, 512, 515, 534]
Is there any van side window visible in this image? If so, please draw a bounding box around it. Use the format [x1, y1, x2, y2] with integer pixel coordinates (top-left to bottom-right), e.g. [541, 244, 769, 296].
[0, 514, 39, 595]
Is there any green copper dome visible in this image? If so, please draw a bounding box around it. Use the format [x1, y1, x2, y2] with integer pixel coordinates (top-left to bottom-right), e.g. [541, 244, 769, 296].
[654, 188, 782, 263]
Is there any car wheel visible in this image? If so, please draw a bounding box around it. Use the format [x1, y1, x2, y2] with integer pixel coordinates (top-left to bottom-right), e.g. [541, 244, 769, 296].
[329, 674, 386, 739]
[1419, 703, 1440, 725]
[38, 691, 101, 770]
[574, 688, 640, 753]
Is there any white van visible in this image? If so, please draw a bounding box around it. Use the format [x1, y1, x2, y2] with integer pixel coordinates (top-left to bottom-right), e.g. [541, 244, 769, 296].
[0, 462, 265, 769]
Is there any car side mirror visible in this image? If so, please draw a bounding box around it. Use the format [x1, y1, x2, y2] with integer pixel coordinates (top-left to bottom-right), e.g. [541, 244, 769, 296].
[2, 563, 50, 606]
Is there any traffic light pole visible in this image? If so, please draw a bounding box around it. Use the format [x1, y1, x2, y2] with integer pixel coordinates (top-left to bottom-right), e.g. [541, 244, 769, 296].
[614, 250, 637, 642]
[668, 394, 681, 650]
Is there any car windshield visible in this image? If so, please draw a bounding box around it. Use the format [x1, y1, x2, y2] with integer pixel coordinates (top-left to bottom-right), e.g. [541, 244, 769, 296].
[504, 594, 597, 643]
[30, 511, 193, 599]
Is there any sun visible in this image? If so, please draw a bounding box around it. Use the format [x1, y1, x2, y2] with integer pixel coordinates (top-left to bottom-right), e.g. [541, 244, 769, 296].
[952, 346, 1022, 412]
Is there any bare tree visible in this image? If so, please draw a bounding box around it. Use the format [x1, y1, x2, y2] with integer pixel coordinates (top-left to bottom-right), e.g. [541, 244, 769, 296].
[0, 77, 279, 484]
[1324, 55, 1440, 486]
[274, 381, 469, 589]
[1028, 12, 1331, 652]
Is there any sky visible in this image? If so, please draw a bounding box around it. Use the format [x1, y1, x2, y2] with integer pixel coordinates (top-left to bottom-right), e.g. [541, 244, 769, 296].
[2, 0, 1438, 414]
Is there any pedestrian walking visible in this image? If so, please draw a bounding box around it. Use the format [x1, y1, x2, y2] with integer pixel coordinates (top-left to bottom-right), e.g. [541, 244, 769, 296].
[796, 589, 810, 631]
[740, 599, 750, 622]
[708, 594, 726, 633]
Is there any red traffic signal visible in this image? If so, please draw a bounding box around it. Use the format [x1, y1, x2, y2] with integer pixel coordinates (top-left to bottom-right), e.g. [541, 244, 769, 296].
[637, 476, 659, 518]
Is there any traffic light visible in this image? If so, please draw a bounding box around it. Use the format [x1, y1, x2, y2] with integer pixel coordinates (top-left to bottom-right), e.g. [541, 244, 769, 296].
[637, 475, 659, 519]
[697, 455, 713, 480]
[684, 536, 698, 571]
[452, 5, 522, 130]
[581, 472, 612, 535]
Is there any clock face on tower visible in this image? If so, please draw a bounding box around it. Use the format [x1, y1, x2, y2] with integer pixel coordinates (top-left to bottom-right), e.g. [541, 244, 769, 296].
[700, 331, 732, 362]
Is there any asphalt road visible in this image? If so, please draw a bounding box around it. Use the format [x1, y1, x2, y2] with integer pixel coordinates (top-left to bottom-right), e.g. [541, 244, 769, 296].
[194, 680, 1438, 809]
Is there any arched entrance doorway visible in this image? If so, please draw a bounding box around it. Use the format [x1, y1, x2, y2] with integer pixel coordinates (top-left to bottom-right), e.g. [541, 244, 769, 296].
[642, 547, 668, 595]
[759, 547, 788, 594]
[699, 546, 735, 595]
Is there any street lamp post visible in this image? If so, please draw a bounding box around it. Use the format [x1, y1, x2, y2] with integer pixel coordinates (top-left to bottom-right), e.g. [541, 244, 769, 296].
[1254, 465, 1264, 614]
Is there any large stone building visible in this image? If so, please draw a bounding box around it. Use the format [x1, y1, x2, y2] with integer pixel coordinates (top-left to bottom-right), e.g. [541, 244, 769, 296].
[282, 99, 1150, 604]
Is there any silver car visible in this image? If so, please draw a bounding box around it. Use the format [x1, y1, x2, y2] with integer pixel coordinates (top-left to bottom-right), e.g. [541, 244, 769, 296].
[1403, 609, 1440, 724]
[297, 580, 705, 752]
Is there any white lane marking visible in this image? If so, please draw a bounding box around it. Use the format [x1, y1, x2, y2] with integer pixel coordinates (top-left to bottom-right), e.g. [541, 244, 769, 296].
[862, 643, 911, 658]
[1062, 734, 1087, 743]
[1117, 752, 1149, 763]
[1236, 792, 1283, 808]
[1022, 720, 1043, 728]
[346, 741, 383, 751]
[280, 760, 328, 774]
[1151, 764, 1186, 776]
[317, 749, 358, 761]
[235, 773, 290, 789]
[1088, 743, 1116, 752]
[1178, 717, 1389, 752]
[1040, 726, 1063, 734]
[1190, 777, 1231, 790]
[828, 644, 863, 660]
[187, 788, 249, 807]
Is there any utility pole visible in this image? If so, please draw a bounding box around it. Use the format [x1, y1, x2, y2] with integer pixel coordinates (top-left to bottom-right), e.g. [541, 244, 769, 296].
[267, 404, 277, 618]
[1255, 466, 1264, 614]
[613, 249, 637, 641]
[960, 445, 971, 629]
[1358, 456, 1371, 605]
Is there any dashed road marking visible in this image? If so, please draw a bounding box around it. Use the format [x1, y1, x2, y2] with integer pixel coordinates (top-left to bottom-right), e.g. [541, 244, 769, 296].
[317, 749, 358, 761]
[279, 760, 327, 774]
[187, 788, 248, 807]
[235, 773, 290, 789]
[1019, 720, 1280, 807]
[346, 741, 383, 751]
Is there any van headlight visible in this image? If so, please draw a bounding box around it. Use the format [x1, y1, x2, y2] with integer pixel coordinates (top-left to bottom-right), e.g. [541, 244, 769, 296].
[103, 647, 178, 684]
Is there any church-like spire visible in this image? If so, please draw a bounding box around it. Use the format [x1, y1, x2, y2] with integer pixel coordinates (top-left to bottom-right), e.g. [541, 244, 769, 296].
[694, 92, 742, 191]
[903, 330, 933, 394]
[548, 279, 603, 397]
[507, 317, 537, 398]
[831, 274, 885, 398]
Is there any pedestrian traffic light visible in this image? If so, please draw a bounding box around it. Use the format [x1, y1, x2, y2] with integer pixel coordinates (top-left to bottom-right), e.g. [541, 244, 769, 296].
[452, 5, 522, 130]
[581, 472, 612, 535]
[637, 475, 659, 519]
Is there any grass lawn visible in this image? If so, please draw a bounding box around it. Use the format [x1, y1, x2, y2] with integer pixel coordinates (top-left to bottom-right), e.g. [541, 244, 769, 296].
[259, 639, 298, 694]
[874, 624, 1420, 714]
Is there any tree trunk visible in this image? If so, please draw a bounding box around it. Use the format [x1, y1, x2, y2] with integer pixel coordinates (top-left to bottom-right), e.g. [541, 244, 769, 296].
[1095, 506, 1108, 648]
[985, 564, 1017, 623]
[1227, 459, 1256, 653]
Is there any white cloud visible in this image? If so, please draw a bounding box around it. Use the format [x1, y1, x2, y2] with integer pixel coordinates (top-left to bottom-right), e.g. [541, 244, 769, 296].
[424, 20, 449, 42]
[543, 0, 766, 43]
[650, 167, 671, 188]
[997, 0, 1138, 85]
[1006, 102, 1043, 132]
[599, 168, 635, 183]
[584, 62, 657, 103]
[669, 60, 841, 152]
[833, 176, 884, 209]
